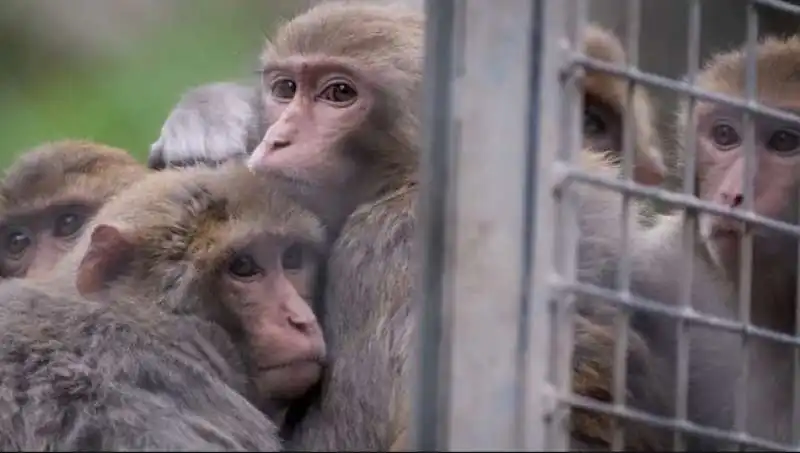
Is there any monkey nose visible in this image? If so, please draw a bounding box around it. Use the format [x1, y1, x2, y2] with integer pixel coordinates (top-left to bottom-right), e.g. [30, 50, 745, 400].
[287, 315, 315, 334]
[721, 193, 744, 208]
[269, 139, 291, 151]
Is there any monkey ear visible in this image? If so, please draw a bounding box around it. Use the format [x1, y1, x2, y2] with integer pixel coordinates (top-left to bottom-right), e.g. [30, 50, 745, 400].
[75, 224, 135, 297]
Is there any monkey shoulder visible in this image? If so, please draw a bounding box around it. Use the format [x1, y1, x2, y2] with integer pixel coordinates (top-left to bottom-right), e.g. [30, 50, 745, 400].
[0, 280, 279, 450]
[329, 186, 416, 307]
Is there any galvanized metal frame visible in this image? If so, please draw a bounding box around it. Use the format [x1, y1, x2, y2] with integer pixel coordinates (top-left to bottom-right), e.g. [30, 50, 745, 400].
[414, 0, 800, 450]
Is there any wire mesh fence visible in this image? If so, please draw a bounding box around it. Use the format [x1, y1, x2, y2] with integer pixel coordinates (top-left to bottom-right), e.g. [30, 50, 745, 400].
[413, 0, 800, 450]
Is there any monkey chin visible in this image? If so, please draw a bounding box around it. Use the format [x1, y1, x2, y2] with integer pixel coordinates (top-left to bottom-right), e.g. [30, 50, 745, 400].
[256, 359, 324, 402]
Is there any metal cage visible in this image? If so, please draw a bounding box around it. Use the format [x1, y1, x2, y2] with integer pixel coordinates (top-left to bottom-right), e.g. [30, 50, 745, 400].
[413, 0, 800, 450]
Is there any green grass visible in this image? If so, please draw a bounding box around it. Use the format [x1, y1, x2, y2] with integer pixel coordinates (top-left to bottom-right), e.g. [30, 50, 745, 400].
[0, 2, 297, 168]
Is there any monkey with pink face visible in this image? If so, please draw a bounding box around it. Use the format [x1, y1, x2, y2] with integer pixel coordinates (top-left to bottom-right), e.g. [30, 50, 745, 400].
[145, 2, 791, 450]
[228, 3, 750, 451]
[644, 35, 800, 447]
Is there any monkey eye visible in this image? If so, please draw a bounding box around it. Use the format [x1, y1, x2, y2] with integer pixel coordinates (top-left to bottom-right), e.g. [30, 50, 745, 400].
[281, 243, 305, 271]
[319, 82, 358, 106]
[710, 122, 741, 150]
[53, 212, 86, 238]
[583, 105, 608, 138]
[767, 129, 800, 155]
[5, 230, 31, 257]
[227, 254, 263, 279]
[270, 78, 297, 100]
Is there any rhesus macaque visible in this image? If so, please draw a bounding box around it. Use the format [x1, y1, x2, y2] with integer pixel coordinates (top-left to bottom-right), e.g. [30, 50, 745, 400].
[0, 140, 148, 279]
[148, 82, 266, 170]
[650, 35, 800, 446]
[582, 25, 666, 186]
[241, 3, 727, 450]
[147, 23, 665, 187]
[0, 163, 328, 450]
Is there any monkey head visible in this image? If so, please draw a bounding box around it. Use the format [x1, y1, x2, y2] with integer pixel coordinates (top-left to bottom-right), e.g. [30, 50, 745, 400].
[683, 37, 800, 268]
[68, 163, 328, 407]
[246, 2, 423, 223]
[0, 140, 147, 279]
[148, 82, 265, 171]
[582, 25, 666, 186]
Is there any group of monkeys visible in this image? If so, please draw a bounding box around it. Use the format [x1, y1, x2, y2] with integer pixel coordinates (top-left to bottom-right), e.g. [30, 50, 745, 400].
[0, 1, 799, 450]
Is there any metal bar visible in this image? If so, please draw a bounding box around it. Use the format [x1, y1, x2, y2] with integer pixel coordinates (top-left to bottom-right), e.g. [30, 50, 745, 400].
[521, 0, 567, 450]
[546, 0, 586, 449]
[568, 56, 800, 125]
[610, 0, 641, 448]
[426, 0, 539, 449]
[732, 4, 759, 446]
[554, 392, 790, 451]
[557, 279, 800, 349]
[413, 0, 457, 450]
[674, 1, 702, 449]
[752, 0, 800, 14]
[557, 166, 800, 238]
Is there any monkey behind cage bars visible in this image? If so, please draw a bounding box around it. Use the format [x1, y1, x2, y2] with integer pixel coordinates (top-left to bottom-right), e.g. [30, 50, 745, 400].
[413, 0, 800, 450]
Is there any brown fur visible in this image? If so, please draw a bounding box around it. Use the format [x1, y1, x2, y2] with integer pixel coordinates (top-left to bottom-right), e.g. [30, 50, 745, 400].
[54, 162, 326, 316]
[0, 140, 148, 278]
[259, 0, 421, 205]
[0, 140, 146, 215]
[0, 162, 337, 450]
[584, 25, 666, 186]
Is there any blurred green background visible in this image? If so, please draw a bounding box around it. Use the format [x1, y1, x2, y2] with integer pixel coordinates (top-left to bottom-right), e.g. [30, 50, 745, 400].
[0, 0, 305, 168]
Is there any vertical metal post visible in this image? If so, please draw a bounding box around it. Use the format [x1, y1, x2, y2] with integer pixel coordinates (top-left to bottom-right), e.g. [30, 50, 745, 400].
[415, 0, 546, 450]
[523, 0, 569, 450]
[413, 0, 457, 450]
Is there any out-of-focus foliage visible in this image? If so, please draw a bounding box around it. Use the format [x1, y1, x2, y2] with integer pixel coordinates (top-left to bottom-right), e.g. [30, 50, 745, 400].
[0, 0, 303, 168]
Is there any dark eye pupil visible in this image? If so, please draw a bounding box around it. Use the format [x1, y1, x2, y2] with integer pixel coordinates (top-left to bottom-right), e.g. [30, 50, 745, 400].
[769, 130, 800, 153]
[327, 83, 356, 103]
[281, 244, 304, 271]
[712, 124, 740, 148]
[6, 231, 30, 255]
[228, 255, 260, 278]
[583, 110, 606, 136]
[272, 79, 296, 99]
[53, 213, 83, 238]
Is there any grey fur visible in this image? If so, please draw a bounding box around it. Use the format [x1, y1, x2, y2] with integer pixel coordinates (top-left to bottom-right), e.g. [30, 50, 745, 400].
[148, 82, 265, 170]
[289, 176, 747, 450]
[0, 278, 281, 451]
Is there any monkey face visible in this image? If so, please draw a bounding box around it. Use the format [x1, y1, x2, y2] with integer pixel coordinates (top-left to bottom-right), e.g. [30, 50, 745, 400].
[695, 104, 800, 264]
[217, 235, 327, 403]
[248, 63, 373, 192]
[0, 203, 94, 278]
[74, 186, 328, 408]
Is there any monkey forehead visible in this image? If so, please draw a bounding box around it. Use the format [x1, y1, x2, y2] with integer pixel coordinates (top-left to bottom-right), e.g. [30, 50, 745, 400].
[0, 140, 145, 212]
[695, 36, 800, 104]
[584, 24, 626, 65]
[263, 2, 422, 72]
[93, 163, 326, 248]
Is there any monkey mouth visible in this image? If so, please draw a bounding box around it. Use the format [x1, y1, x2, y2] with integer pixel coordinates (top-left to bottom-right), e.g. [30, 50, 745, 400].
[258, 351, 327, 372]
[257, 358, 325, 400]
[259, 353, 327, 372]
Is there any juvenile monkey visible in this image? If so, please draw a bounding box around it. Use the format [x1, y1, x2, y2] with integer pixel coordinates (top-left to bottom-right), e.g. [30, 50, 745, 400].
[649, 35, 800, 446]
[147, 22, 666, 186]
[0, 140, 148, 279]
[242, 3, 730, 450]
[582, 25, 666, 186]
[0, 162, 329, 450]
